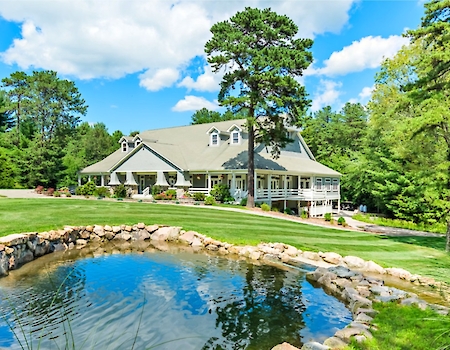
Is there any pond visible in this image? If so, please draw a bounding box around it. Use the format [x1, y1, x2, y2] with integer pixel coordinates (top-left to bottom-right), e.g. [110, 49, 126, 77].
[0, 243, 351, 349]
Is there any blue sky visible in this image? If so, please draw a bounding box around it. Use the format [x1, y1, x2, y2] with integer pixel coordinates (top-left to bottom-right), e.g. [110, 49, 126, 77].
[0, 0, 424, 134]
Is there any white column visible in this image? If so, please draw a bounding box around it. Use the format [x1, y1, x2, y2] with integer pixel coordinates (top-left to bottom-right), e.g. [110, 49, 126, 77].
[101, 175, 105, 187]
[207, 173, 211, 194]
[283, 175, 287, 210]
[231, 172, 236, 198]
[88, 175, 91, 182]
[78, 174, 81, 186]
[268, 174, 272, 206]
[254, 171, 257, 201]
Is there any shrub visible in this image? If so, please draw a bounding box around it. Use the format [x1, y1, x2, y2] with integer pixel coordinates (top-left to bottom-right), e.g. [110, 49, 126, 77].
[35, 185, 44, 194]
[337, 216, 346, 225]
[261, 203, 271, 211]
[240, 197, 247, 206]
[284, 208, 293, 215]
[204, 195, 216, 205]
[330, 218, 335, 224]
[114, 184, 127, 198]
[271, 207, 279, 213]
[76, 181, 97, 196]
[301, 210, 309, 219]
[193, 192, 206, 201]
[165, 189, 177, 199]
[65, 192, 72, 198]
[210, 184, 231, 202]
[46, 188, 55, 196]
[324, 213, 332, 222]
[53, 191, 61, 197]
[151, 185, 163, 196]
[94, 186, 110, 198]
[59, 187, 69, 193]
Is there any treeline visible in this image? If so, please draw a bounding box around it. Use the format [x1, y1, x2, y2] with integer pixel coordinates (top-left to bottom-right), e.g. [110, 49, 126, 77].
[0, 70, 124, 188]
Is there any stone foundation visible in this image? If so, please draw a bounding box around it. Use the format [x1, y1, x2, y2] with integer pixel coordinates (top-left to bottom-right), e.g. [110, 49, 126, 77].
[0, 223, 448, 350]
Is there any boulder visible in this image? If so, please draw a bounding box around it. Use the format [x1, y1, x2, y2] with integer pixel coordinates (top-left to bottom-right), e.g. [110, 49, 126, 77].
[146, 224, 159, 233]
[328, 266, 359, 279]
[250, 251, 261, 260]
[191, 237, 203, 248]
[137, 222, 146, 229]
[302, 251, 321, 261]
[322, 252, 342, 265]
[272, 343, 300, 350]
[0, 252, 9, 276]
[323, 337, 347, 349]
[179, 231, 196, 244]
[151, 227, 181, 241]
[93, 225, 105, 237]
[363, 261, 385, 274]
[104, 231, 116, 240]
[76, 239, 88, 246]
[132, 230, 150, 241]
[335, 327, 372, 342]
[343, 256, 365, 269]
[385, 267, 412, 280]
[113, 233, 132, 241]
[355, 313, 373, 323]
[112, 226, 121, 233]
[301, 342, 330, 350]
[284, 245, 298, 257]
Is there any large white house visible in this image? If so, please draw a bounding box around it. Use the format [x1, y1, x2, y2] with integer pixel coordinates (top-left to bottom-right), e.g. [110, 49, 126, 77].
[79, 119, 340, 217]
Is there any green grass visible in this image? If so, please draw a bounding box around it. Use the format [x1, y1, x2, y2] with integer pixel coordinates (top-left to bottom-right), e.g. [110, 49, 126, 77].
[1, 198, 450, 284]
[354, 213, 447, 234]
[347, 303, 450, 350]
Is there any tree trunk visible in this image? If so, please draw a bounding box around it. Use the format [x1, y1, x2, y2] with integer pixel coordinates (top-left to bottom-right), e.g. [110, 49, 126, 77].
[247, 120, 255, 208]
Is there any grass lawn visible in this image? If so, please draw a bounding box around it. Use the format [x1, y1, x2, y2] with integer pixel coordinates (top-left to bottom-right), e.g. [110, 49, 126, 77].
[1, 198, 450, 284]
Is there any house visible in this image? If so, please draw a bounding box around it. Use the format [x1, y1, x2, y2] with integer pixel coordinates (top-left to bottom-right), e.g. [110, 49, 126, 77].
[79, 119, 341, 217]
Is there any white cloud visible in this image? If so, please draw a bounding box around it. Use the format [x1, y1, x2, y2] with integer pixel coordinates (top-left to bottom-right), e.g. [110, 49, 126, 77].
[311, 80, 342, 112]
[178, 65, 223, 92]
[312, 35, 409, 76]
[349, 85, 374, 104]
[139, 68, 180, 91]
[0, 0, 358, 90]
[172, 96, 219, 112]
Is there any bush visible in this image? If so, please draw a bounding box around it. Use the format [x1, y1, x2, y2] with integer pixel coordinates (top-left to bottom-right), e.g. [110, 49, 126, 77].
[337, 216, 346, 225]
[204, 195, 216, 205]
[284, 208, 293, 215]
[65, 192, 72, 198]
[210, 184, 231, 202]
[151, 185, 163, 196]
[53, 191, 61, 197]
[114, 184, 127, 198]
[271, 207, 279, 213]
[261, 203, 271, 211]
[154, 190, 177, 200]
[94, 186, 110, 198]
[240, 197, 247, 206]
[165, 189, 177, 199]
[301, 210, 309, 219]
[76, 181, 97, 196]
[35, 185, 44, 194]
[193, 192, 206, 201]
[324, 213, 332, 222]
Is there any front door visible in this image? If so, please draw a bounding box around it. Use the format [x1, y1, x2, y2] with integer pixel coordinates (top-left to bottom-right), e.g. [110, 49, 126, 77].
[139, 176, 145, 194]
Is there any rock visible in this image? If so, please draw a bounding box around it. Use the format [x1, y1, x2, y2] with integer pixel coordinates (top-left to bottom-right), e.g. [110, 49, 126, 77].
[146, 224, 159, 233]
[124, 225, 133, 232]
[191, 237, 203, 248]
[343, 256, 365, 269]
[349, 294, 372, 311]
[272, 342, 300, 350]
[370, 285, 389, 295]
[5, 247, 14, 255]
[363, 260, 385, 274]
[284, 245, 298, 257]
[51, 242, 66, 252]
[104, 225, 112, 231]
[137, 222, 145, 229]
[93, 225, 105, 237]
[79, 230, 90, 239]
[114, 233, 132, 241]
[104, 231, 116, 240]
[206, 244, 219, 251]
[0, 244, 4, 252]
[218, 247, 228, 255]
[323, 337, 347, 349]
[306, 267, 329, 282]
[76, 239, 88, 246]
[355, 308, 378, 317]
[355, 313, 373, 323]
[112, 226, 121, 233]
[250, 251, 261, 260]
[280, 253, 290, 262]
[35, 242, 50, 257]
[85, 225, 93, 232]
[322, 252, 342, 265]
[401, 297, 427, 310]
[328, 266, 359, 279]
[151, 227, 181, 241]
[302, 251, 321, 261]
[132, 230, 150, 241]
[179, 231, 196, 244]
[317, 272, 337, 287]
[0, 252, 9, 276]
[301, 342, 330, 350]
[18, 250, 34, 265]
[385, 267, 412, 280]
[335, 327, 372, 342]
[273, 243, 285, 252]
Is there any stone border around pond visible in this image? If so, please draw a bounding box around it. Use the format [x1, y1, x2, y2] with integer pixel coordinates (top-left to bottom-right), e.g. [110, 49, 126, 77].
[0, 224, 448, 350]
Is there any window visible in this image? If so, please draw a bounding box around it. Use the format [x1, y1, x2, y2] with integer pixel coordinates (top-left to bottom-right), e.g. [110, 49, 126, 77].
[122, 142, 127, 152]
[231, 131, 240, 144]
[316, 178, 322, 190]
[211, 133, 219, 146]
[332, 178, 339, 191]
[135, 140, 141, 147]
[325, 178, 331, 190]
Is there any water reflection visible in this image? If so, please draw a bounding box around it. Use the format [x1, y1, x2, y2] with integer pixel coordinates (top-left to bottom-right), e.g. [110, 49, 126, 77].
[0, 244, 351, 349]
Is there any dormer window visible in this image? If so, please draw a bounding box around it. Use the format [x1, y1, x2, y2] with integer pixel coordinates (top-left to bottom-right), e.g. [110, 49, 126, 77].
[231, 131, 240, 145]
[122, 142, 128, 152]
[211, 133, 219, 146]
[135, 140, 141, 147]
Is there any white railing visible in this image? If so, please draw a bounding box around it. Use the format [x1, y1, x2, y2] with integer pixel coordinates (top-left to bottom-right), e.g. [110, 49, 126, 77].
[188, 187, 209, 195]
[143, 187, 150, 196]
[255, 188, 339, 201]
[233, 189, 248, 201]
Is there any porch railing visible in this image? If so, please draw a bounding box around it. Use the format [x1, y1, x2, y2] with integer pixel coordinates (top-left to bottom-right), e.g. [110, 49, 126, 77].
[255, 188, 339, 200]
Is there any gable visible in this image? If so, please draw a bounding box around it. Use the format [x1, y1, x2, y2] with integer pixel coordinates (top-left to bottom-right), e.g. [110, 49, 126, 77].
[112, 146, 179, 172]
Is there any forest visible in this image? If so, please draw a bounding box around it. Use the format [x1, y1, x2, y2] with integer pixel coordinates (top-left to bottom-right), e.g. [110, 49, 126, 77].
[0, 0, 448, 231]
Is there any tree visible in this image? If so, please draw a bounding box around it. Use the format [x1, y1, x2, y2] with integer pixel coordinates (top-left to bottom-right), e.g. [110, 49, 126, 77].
[406, 0, 450, 251]
[190, 108, 244, 125]
[205, 7, 313, 207]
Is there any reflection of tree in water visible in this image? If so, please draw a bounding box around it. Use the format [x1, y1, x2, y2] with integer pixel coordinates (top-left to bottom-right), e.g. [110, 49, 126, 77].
[0, 264, 86, 347]
[202, 263, 306, 350]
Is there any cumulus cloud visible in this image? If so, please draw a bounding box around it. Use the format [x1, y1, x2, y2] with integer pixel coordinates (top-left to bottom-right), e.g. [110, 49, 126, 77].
[178, 65, 223, 92]
[172, 96, 219, 112]
[0, 0, 358, 90]
[311, 80, 342, 112]
[349, 85, 374, 104]
[312, 35, 409, 76]
[139, 68, 180, 91]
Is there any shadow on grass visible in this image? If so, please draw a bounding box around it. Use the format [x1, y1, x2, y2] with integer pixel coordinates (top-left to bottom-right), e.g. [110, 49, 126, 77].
[380, 235, 446, 251]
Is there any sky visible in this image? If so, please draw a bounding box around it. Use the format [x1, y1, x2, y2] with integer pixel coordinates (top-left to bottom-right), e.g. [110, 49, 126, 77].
[0, 0, 425, 134]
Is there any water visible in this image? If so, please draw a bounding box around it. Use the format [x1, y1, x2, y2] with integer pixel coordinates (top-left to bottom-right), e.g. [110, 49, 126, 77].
[0, 243, 351, 349]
